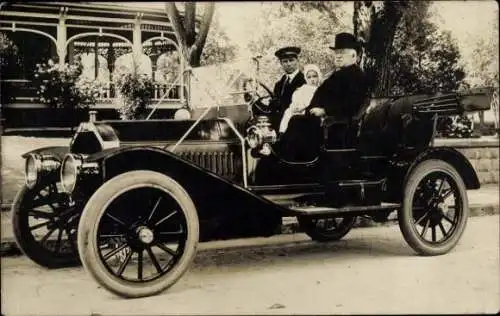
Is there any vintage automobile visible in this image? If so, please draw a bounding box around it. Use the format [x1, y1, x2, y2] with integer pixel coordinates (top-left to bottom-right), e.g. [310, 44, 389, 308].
[11, 68, 493, 298]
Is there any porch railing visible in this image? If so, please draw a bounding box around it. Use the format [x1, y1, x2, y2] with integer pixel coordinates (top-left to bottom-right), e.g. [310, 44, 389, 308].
[1, 79, 187, 108]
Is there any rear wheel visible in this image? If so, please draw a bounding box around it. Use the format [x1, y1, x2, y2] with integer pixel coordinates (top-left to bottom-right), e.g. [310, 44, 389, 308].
[77, 171, 199, 298]
[298, 215, 357, 242]
[399, 160, 469, 256]
[12, 183, 81, 268]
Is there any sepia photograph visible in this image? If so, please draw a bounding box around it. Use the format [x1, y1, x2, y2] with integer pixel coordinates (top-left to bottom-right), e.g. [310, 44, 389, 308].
[1, 1, 498, 315]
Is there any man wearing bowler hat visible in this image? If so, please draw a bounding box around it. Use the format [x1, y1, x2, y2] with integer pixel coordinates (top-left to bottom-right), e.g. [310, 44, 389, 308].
[269, 46, 306, 130]
[308, 32, 369, 121]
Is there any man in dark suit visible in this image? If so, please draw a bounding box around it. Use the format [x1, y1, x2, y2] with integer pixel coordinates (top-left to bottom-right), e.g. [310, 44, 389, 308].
[308, 33, 368, 119]
[307, 32, 369, 147]
[270, 46, 306, 130]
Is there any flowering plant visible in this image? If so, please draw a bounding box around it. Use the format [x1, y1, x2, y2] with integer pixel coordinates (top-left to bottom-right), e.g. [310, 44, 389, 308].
[114, 68, 154, 120]
[0, 32, 21, 73]
[34, 59, 103, 110]
[437, 114, 475, 138]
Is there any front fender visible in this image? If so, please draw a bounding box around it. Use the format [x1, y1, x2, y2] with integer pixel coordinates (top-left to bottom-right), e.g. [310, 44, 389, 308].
[90, 146, 283, 240]
[21, 146, 69, 161]
[404, 147, 480, 190]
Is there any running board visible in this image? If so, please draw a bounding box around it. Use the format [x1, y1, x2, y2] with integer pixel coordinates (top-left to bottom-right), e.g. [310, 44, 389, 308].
[289, 203, 401, 216]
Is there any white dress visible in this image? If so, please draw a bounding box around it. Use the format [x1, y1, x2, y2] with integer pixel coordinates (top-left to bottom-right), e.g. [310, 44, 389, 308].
[279, 84, 318, 133]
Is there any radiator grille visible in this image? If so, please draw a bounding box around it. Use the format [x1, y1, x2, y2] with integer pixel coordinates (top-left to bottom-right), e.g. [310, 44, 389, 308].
[178, 151, 238, 178]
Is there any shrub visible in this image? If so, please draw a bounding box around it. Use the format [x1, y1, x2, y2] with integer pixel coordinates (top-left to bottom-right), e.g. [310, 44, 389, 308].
[114, 71, 154, 120]
[0, 32, 22, 79]
[34, 59, 103, 110]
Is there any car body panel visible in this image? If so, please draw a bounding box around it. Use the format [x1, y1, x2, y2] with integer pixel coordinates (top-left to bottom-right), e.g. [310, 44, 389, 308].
[87, 145, 285, 240]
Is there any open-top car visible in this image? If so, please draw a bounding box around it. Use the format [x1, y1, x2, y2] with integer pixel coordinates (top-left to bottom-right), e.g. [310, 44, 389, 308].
[11, 59, 494, 298]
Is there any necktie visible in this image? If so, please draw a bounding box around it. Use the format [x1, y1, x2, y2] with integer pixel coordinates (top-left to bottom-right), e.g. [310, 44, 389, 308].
[281, 76, 290, 96]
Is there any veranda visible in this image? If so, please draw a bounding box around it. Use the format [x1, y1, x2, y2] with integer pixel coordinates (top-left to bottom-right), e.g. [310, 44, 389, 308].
[0, 2, 191, 130]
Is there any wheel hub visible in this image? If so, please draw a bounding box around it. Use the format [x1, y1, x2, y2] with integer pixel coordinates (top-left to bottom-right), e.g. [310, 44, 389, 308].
[137, 226, 154, 244]
[427, 201, 446, 225]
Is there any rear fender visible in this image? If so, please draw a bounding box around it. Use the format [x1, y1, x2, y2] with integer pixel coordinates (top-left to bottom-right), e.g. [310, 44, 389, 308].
[404, 147, 480, 190]
[97, 146, 283, 239]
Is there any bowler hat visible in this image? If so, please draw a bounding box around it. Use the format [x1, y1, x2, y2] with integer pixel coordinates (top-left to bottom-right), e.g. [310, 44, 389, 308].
[330, 32, 360, 52]
[275, 46, 301, 59]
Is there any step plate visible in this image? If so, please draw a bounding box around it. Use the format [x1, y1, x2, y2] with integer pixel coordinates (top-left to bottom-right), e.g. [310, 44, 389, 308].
[289, 203, 401, 216]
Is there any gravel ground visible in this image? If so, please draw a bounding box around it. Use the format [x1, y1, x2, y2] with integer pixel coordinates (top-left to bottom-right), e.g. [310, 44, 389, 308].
[2, 215, 499, 315]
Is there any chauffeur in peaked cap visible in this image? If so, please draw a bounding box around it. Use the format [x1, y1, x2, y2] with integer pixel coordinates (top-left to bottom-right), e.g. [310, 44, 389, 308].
[268, 46, 307, 130]
[274, 46, 301, 59]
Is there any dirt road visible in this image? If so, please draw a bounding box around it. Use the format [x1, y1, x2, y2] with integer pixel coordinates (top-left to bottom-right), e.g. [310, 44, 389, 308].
[2, 215, 499, 315]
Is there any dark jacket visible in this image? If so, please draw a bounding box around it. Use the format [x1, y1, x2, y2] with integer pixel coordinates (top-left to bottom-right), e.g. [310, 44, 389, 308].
[270, 71, 306, 128]
[308, 65, 368, 120]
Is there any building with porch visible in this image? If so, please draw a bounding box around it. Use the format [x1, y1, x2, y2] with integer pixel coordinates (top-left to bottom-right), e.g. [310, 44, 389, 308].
[1, 1, 193, 131]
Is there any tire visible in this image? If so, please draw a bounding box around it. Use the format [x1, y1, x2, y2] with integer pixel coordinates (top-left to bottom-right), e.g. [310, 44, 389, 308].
[12, 183, 81, 268]
[77, 170, 199, 298]
[399, 159, 469, 256]
[298, 215, 357, 242]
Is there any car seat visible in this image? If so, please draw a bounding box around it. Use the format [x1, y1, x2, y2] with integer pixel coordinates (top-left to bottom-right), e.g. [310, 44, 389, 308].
[322, 96, 372, 149]
[357, 95, 434, 155]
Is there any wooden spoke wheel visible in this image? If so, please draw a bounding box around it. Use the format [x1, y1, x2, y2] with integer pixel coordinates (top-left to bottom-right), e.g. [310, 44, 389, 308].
[77, 171, 199, 298]
[298, 215, 357, 242]
[399, 160, 469, 256]
[12, 183, 81, 268]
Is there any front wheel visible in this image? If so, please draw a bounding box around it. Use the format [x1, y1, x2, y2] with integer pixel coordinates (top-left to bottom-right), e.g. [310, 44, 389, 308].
[77, 171, 199, 298]
[12, 183, 81, 268]
[399, 160, 469, 256]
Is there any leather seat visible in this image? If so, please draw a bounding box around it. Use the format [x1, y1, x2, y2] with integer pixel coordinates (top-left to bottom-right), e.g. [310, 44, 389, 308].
[322, 96, 372, 149]
[357, 95, 434, 154]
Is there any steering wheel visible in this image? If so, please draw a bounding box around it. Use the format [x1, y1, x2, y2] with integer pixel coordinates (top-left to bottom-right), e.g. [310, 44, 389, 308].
[245, 81, 275, 115]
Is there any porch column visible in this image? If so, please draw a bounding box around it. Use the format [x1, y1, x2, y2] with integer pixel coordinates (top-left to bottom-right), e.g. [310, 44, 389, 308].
[57, 7, 68, 66]
[132, 14, 142, 57]
[67, 41, 74, 64]
[94, 39, 99, 79]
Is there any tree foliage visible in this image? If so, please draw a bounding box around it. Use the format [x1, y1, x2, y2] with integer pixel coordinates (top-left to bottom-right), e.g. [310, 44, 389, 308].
[354, 1, 465, 96]
[390, 30, 465, 95]
[199, 10, 238, 66]
[246, 2, 348, 86]
[282, 1, 342, 26]
[465, 20, 499, 89]
[388, 1, 466, 95]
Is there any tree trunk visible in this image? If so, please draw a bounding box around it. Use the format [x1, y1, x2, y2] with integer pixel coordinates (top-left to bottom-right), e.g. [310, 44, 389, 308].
[187, 3, 214, 66]
[353, 1, 407, 97]
[165, 3, 215, 67]
[184, 2, 197, 46]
